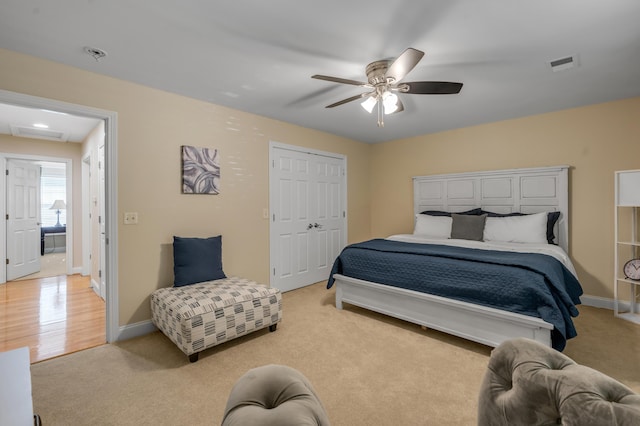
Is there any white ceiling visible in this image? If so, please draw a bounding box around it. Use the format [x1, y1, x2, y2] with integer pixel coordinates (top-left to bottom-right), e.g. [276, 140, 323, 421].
[0, 103, 101, 143]
[1, 0, 639, 144]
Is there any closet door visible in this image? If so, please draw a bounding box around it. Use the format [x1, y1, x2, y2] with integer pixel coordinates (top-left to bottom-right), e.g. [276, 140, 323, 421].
[270, 144, 346, 292]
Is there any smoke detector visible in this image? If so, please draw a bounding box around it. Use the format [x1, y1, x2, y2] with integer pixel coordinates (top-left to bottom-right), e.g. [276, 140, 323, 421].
[83, 46, 107, 62]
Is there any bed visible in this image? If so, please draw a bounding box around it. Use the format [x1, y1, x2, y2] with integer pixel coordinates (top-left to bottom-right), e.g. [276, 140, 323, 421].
[328, 166, 583, 351]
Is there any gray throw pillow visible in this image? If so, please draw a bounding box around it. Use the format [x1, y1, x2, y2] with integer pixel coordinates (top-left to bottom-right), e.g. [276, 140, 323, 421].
[451, 213, 487, 241]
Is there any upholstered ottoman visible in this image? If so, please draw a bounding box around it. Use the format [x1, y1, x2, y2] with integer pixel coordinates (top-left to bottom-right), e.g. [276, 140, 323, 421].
[150, 277, 282, 362]
[222, 364, 330, 426]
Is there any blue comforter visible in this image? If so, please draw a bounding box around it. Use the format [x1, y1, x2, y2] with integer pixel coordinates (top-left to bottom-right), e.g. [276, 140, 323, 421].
[327, 239, 583, 350]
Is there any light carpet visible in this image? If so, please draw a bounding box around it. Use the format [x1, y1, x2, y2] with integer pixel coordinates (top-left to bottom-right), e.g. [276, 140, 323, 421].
[14, 252, 66, 281]
[30, 282, 640, 425]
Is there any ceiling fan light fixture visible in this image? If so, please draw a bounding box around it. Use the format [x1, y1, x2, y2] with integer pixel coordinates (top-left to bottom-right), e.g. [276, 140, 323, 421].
[312, 47, 462, 128]
[382, 91, 399, 114]
[361, 96, 377, 113]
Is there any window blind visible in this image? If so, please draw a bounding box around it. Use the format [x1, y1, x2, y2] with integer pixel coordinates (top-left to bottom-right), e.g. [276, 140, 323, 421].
[40, 165, 66, 227]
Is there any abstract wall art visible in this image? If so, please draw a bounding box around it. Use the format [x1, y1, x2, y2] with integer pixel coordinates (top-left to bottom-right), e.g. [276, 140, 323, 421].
[181, 145, 220, 194]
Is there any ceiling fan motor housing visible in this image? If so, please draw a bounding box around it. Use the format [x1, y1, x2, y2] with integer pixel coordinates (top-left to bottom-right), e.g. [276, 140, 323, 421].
[366, 60, 393, 85]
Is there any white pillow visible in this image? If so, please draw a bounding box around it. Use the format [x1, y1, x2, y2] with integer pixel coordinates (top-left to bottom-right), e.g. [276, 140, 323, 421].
[413, 214, 452, 239]
[483, 212, 548, 244]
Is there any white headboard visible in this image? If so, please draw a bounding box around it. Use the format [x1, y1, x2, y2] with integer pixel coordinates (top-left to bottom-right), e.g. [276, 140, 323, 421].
[413, 166, 570, 252]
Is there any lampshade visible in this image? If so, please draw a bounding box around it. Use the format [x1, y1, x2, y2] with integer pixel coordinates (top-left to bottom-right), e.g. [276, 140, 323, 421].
[382, 92, 399, 114]
[360, 96, 377, 113]
[50, 199, 66, 210]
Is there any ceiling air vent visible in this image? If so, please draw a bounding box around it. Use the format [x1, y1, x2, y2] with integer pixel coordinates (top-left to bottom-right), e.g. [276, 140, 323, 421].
[10, 125, 69, 142]
[549, 54, 578, 72]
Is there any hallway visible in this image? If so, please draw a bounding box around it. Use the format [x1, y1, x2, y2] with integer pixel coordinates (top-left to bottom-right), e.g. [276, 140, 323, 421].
[0, 274, 106, 363]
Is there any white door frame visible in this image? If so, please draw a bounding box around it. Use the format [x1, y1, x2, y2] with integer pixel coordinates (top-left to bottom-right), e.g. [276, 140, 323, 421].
[268, 141, 347, 289]
[81, 155, 91, 277]
[0, 89, 120, 343]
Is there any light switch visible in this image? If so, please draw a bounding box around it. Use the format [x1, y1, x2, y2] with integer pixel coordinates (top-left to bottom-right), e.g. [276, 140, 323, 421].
[124, 212, 138, 225]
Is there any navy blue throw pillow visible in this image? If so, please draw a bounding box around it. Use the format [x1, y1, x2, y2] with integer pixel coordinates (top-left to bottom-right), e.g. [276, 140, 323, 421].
[173, 235, 226, 287]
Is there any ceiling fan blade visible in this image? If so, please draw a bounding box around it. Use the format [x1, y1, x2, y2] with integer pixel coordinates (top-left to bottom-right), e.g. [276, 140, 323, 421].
[384, 48, 425, 83]
[401, 81, 463, 94]
[325, 92, 372, 108]
[312, 74, 369, 87]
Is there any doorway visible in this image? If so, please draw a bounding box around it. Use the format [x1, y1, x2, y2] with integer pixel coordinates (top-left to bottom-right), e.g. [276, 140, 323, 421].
[0, 89, 119, 344]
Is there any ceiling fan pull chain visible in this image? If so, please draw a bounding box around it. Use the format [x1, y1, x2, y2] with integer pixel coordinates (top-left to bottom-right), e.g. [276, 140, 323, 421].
[377, 99, 384, 127]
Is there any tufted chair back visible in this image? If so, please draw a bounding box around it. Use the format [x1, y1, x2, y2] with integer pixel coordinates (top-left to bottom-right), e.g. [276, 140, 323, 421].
[222, 364, 330, 426]
[478, 338, 640, 426]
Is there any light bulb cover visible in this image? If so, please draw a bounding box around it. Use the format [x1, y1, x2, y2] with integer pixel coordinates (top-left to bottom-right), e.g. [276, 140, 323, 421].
[361, 96, 377, 113]
[382, 92, 399, 114]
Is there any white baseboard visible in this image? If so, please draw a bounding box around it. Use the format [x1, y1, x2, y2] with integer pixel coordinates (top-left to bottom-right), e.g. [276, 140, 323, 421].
[109, 295, 628, 344]
[580, 295, 614, 310]
[117, 320, 157, 341]
[71, 266, 82, 275]
[91, 278, 101, 296]
[581, 294, 640, 312]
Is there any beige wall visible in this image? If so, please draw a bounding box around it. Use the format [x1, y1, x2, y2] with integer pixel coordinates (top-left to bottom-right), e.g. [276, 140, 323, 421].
[2, 46, 638, 328]
[0, 48, 371, 326]
[370, 97, 640, 300]
[0, 133, 84, 266]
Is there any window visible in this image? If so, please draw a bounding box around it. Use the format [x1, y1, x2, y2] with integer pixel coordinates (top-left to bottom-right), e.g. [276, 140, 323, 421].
[40, 162, 66, 227]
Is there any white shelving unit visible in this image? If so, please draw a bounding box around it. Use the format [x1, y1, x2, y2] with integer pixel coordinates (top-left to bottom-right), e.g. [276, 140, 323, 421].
[614, 170, 640, 324]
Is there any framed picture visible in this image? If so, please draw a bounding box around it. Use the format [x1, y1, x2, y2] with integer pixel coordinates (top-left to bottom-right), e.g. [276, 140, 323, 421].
[181, 145, 220, 194]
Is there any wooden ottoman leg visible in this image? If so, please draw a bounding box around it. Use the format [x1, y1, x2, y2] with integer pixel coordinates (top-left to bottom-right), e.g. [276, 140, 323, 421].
[269, 324, 277, 332]
[188, 353, 199, 363]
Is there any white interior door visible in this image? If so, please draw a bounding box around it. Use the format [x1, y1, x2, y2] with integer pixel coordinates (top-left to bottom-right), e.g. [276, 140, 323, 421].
[313, 156, 345, 281]
[270, 144, 346, 292]
[6, 159, 41, 280]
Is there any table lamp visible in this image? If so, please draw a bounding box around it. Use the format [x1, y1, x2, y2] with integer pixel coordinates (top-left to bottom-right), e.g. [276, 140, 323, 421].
[49, 199, 66, 227]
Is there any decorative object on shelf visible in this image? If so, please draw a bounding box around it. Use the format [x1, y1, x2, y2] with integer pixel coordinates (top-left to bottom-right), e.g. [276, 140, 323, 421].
[49, 199, 66, 227]
[181, 145, 220, 194]
[623, 258, 640, 281]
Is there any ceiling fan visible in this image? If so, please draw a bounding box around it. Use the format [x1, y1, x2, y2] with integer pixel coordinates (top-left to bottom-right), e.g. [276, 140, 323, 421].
[312, 47, 463, 127]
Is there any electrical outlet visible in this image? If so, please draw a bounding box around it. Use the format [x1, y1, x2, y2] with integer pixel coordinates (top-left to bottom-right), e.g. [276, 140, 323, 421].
[124, 212, 138, 225]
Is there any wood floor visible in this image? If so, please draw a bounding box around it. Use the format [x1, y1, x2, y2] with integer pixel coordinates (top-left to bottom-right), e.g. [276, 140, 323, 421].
[0, 274, 106, 363]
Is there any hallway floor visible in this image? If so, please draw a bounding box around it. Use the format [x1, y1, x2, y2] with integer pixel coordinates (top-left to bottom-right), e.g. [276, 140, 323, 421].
[0, 274, 106, 363]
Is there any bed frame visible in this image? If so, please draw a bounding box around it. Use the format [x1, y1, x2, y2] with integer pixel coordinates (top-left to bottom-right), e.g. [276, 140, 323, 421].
[333, 166, 570, 349]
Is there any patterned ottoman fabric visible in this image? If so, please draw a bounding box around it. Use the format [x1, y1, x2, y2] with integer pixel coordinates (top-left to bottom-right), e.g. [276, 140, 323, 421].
[151, 277, 282, 358]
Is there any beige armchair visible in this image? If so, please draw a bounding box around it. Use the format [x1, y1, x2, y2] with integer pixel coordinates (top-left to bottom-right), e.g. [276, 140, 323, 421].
[478, 338, 640, 425]
[222, 364, 330, 426]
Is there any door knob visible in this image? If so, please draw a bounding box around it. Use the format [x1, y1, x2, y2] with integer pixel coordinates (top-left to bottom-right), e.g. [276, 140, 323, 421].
[307, 223, 314, 230]
[313, 223, 323, 229]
